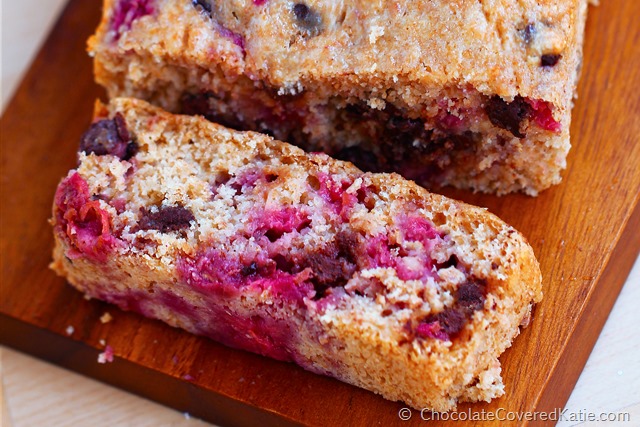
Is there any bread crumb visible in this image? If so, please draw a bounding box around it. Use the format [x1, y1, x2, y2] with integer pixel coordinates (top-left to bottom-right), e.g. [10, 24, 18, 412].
[100, 312, 113, 323]
[367, 97, 386, 110]
[97, 345, 114, 364]
[369, 25, 385, 44]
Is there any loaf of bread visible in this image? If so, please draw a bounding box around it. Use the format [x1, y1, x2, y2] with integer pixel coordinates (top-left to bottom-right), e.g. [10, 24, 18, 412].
[51, 98, 542, 411]
[89, 0, 589, 195]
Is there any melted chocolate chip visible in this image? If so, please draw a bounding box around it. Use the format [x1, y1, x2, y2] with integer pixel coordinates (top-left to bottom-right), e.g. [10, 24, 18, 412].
[342, 103, 433, 166]
[125, 141, 139, 160]
[427, 309, 466, 336]
[292, 3, 322, 36]
[306, 231, 358, 299]
[273, 254, 296, 274]
[192, 0, 212, 15]
[541, 54, 562, 67]
[79, 113, 136, 160]
[485, 95, 532, 138]
[335, 230, 358, 264]
[307, 251, 353, 288]
[138, 205, 195, 233]
[456, 279, 487, 313]
[266, 173, 279, 183]
[339, 102, 479, 183]
[113, 113, 130, 141]
[416, 276, 488, 341]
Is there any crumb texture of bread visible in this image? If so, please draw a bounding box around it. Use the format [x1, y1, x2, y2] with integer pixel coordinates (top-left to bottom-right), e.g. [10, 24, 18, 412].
[89, 0, 589, 195]
[51, 98, 542, 411]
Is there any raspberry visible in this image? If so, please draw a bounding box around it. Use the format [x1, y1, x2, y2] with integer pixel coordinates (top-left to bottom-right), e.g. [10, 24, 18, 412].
[111, 0, 154, 39]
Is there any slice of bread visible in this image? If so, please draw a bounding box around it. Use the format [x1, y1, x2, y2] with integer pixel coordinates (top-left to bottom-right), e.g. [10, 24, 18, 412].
[51, 98, 542, 411]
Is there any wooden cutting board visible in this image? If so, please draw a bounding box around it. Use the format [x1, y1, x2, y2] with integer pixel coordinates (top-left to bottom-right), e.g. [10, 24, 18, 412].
[1, 0, 639, 426]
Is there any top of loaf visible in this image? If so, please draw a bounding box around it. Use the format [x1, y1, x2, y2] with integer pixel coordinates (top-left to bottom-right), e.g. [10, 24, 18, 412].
[91, 0, 587, 109]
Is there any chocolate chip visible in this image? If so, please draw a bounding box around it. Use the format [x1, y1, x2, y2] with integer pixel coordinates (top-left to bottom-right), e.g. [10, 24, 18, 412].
[541, 54, 562, 67]
[113, 112, 130, 141]
[124, 141, 139, 160]
[427, 309, 466, 336]
[521, 23, 536, 45]
[91, 194, 109, 201]
[266, 173, 279, 182]
[272, 254, 300, 275]
[241, 262, 259, 277]
[304, 231, 358, 299]
[485, 95, 532, 138]
[340, 102, 479, 183]
[192, 0, 212, 15]
[415, 276, 488, 341]
[456, 279, 487, 313]
[138, 205, 195, 233]
[79, 113, 135, 160]
[292, 3, 322, 36]
[335, 231, 358, 264]
[307, 250, 355, 289]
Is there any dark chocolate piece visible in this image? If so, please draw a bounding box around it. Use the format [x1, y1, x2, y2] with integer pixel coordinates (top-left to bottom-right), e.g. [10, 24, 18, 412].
[541, 54, 561, 67]
[292, 3, 323, 36]
[139, 205, 195, 233]
[485, 95, 532, 138]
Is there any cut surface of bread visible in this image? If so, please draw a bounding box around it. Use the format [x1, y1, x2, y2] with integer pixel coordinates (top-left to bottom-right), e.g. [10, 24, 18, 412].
[51, 98, 542, 411]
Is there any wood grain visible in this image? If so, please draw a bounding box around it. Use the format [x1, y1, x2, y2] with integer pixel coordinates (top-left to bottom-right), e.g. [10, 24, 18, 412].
[1, 0, 639, 426]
